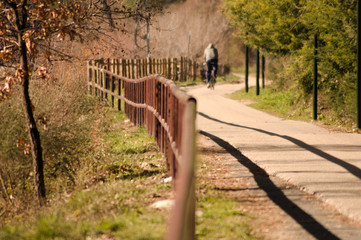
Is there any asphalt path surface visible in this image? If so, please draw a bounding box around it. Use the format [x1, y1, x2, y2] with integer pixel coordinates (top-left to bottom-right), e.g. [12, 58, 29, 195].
[183, 78, 361, 239]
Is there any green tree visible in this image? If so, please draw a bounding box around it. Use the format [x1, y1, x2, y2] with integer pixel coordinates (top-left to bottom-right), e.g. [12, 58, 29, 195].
[222, 0, 310, 56]
[223, 0, 357, 124]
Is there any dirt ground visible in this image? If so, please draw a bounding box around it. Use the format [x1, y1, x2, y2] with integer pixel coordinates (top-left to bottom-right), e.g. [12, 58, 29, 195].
[196, 133, 361, 240]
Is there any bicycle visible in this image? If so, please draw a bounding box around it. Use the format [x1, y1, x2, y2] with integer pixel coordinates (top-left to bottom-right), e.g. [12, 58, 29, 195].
[205, 61, 217, 90]
[209, 71, 216, 89]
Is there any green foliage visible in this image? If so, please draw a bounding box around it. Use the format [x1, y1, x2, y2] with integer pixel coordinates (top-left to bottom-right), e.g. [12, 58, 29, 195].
[223, 0, 310, 56]
[223, 0, 357, 126]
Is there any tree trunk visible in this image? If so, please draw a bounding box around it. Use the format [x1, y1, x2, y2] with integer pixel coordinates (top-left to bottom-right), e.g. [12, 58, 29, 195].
[20, 60, 46, 206]
[16, 1, 46, 206]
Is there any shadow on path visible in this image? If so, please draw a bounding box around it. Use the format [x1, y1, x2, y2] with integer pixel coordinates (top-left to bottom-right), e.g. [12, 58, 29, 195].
[198, 112, 361, 180]
[200, 130, 340, 240]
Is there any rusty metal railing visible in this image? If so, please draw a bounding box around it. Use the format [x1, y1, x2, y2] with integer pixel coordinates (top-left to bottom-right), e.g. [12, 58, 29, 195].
[87, 60, 197, 240]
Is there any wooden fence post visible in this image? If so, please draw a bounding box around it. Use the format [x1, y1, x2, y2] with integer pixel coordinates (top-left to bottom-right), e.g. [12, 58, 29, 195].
[131, 59, 135, 79]
[180, 57, 184, 82]
[111, 75, 115, 108]
[103, 68, 107, 100]
[173, 58, 178, 81]
[97, 61, 102, 97]
[148, 57, 152, 75]
[153, 58, 156, 74]
[100, 66, 103, 99]
[136, 59, 140, 79]
[167, 58, 171, 79]
[142, 58, 145, 76]
[126, 59, 130, 78]
[94, 61, 98, 96]
[121, 59, 126, 77]
[106, 58, 110, 70]
[115, 59, 120, 75]
[162, 58, 165, 76]
[87, 60, 92, 95]
[118, 77, 121, 111]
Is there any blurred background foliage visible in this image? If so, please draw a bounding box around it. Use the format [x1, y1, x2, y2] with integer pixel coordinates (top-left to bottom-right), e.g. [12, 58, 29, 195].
[223, 0, 357, 127]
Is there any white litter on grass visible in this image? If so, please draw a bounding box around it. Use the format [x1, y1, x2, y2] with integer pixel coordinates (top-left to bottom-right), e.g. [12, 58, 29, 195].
[140, 162, 149, 168]
[161, 176, 172, 183]
[150, 199, 175, 210]
[196, 210, 204, 217]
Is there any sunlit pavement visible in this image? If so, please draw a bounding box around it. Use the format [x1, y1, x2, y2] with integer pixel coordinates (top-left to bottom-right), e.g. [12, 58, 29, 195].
[184, 79, 361, 239]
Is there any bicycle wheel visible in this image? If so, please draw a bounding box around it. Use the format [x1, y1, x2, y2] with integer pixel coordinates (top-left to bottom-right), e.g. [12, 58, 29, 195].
[210, 72, 215, 89]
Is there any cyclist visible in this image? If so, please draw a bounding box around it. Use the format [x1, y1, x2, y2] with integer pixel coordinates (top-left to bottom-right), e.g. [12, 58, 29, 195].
[204, 43, 218, 88]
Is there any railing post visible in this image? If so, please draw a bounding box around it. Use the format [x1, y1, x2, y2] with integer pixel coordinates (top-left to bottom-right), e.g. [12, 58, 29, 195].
[143, 59, 147, 77]
[100, 65, 104, 99]
[94, 61, 98, 97]
[148, 57, 152, 75]
[245, 44, 249, 93]
[180, 57, 184, 82]
[166, 99, 196, 240]
[313, 33, 318, 121]
[103, 68, 107, 101]
[167, 87, 174, 177]
[140, 59, 143, 78]
[118, 78, 121, 111]
[173, 58, 178, 81]
[135, 59, 139, 79]
[153, 58, 156, 74]
[115, 59, 120, 75]
[127, 59, 131, 78]
[167, 58, 171, 79]
[358, 0, 361, 129]
[163, 58, 166, 77]
[111, 75, 115, 108]
[262, 55, 265, 89]
[87, 60, 92, 95]
[256, 49, 260, 96]
[121, 59, 126, 77]
[131, 59, 135, 79]
[155, 80, 162, 148]
[106, 58, 111, 70]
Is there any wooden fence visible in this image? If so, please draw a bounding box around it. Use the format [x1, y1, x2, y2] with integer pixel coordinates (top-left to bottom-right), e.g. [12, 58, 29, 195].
[94, 57, 199, 82]
[87, 61, 197, 240]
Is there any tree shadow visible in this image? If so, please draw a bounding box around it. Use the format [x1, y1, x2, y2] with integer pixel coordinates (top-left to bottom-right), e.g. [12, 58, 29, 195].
[200, 130, 340, 240]
[198, 112, 361, 180]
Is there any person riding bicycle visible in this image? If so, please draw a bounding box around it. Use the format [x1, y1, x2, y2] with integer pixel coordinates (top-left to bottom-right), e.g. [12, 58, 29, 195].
[204, 43, 218, 88]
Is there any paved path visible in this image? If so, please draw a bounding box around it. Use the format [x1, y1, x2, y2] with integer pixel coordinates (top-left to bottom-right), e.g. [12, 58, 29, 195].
[184, 80, 361, 239]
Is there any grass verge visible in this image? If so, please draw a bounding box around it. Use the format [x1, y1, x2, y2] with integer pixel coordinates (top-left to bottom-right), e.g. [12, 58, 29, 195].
[228, 86, 360, 132]
[228, 86, 313, 121]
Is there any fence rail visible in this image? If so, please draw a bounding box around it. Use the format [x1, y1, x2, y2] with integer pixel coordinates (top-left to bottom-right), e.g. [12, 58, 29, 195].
[87, 60, 197, 240]
[94, 57, 198, 82]
[94, 57, 230, 84]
